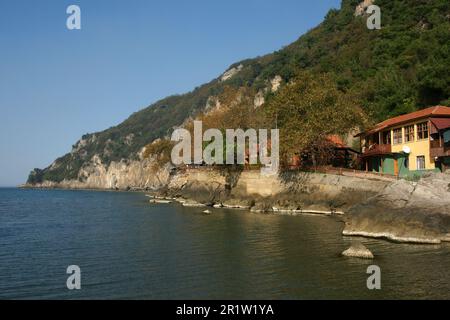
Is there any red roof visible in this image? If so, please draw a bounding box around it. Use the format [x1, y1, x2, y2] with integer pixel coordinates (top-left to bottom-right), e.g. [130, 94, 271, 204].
[327, 135, 346, 147]
[360, 106, 450, 136]
[431, 118, 450, 130]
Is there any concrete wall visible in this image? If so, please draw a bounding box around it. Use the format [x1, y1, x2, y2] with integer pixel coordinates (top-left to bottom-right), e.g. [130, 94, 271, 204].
[233, 171, 283, 197]
[176, 168, 389, 199]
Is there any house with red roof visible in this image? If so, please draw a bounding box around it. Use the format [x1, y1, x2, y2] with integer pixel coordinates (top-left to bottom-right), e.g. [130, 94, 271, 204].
[357, 106, 450, 176]
[288, 134, 360, 170]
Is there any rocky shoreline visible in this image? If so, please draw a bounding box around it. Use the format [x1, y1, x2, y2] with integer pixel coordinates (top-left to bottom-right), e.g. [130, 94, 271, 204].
[343, 174, 450, 244]
[146, 193, 345, 216]
[152, 169, 450, 245]
[24, 168, 450, 245]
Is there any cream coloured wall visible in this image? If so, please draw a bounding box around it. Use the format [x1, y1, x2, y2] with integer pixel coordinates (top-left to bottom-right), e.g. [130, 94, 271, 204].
[390, 120, 434, 171]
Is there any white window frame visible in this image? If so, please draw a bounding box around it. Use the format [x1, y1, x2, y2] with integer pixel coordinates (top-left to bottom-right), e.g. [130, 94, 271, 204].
[393, 128, 403, 145]
[417, 122, 429, 141]
[416, 156, 426, 171]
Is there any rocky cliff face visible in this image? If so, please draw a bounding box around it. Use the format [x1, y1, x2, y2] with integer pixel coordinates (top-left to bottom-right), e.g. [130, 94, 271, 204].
[354, 0, 375, 16]
[28, 155, 172, 191]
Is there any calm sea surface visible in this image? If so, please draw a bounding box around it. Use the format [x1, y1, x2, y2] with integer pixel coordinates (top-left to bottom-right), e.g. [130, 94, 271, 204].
[0, 188, 449, 299]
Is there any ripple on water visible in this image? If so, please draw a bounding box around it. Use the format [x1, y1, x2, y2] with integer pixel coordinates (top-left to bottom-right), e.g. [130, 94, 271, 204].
[0, 188, 449, 299]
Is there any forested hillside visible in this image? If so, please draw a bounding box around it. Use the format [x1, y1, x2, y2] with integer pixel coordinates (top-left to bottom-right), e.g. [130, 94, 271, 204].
[28, 0, 450, 184]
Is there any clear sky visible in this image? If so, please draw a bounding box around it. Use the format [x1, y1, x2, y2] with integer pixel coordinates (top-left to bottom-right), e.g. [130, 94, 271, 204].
[0, 0, 341, 186]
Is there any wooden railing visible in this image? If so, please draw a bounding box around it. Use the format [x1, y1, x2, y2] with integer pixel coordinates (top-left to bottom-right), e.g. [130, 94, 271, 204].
[430, 146, 450, 158]
[430, 140, 441, 149]
[361, 143, 392, 156]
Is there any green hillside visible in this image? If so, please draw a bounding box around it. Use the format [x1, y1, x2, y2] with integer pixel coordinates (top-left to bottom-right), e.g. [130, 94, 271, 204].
[28, 0, 450, 184]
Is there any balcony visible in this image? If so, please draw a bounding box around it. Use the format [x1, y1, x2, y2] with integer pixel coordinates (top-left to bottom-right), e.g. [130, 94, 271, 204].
[361, 143, 392, 157]
[430, 140, 450, 158]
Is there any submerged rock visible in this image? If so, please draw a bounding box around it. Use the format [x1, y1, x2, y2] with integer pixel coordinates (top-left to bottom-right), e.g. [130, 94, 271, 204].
[149, 199, 172, 204]
[182, 201, 207, 207]
[222, 199, 253, 210]
[342, 243, 374, 259]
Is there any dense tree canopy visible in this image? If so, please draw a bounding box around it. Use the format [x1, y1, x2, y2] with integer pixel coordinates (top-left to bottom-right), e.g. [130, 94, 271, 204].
[265, 72, 367, 165]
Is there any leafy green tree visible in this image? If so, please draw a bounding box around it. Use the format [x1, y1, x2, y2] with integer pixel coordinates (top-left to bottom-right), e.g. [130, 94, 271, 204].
[265, 71, 367, 166]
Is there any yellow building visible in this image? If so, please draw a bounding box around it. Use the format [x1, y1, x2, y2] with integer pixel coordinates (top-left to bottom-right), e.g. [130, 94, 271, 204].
[357, 106, 450, 177]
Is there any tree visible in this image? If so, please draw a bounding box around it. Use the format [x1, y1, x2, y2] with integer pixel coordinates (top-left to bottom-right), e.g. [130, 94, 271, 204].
[143, 139, 175, 169]
[265, 71, 367, 168]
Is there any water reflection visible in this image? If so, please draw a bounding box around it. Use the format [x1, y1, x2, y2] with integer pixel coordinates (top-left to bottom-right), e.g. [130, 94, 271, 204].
[0, 188, 449, 299]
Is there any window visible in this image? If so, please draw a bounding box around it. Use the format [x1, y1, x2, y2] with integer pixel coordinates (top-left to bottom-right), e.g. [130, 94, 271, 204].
[382, 131, 391, 145]
[404, 157, 409, 169]
[417, 122, 429, 140]
[405, 125, 414, 142]
[444, 129, 450, 147]
[417, 156, 426, 170]
[393, 128, 402, 145]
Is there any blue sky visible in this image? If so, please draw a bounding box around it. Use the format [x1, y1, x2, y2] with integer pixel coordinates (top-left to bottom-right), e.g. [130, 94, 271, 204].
[0, 0, 341, 186]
